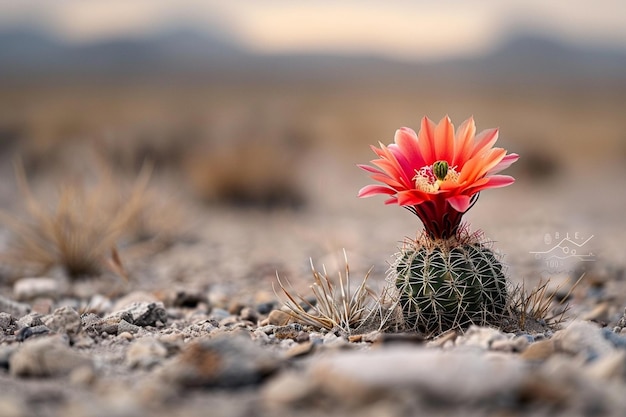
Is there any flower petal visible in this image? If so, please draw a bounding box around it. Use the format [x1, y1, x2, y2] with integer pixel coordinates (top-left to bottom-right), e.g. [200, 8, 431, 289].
[453, 116, 476, 168]
[471, 128, 499, 158]
[447, 195, 472, 212]
[394, 127, 427, 170]
[397, 190, 429, 206]
[358, 184, 396, 198]
[487, 153, 519, 175]
[434, 115, 455, 163]
[417, 116, 437, 164]
[465, 175, 515, 193]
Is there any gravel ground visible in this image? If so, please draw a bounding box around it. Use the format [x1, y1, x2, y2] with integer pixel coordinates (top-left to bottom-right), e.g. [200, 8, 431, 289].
[0, 158, 625, 417]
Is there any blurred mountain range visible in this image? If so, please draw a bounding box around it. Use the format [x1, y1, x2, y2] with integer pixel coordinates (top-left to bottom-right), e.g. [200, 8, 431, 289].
[1, 27, 625, 85]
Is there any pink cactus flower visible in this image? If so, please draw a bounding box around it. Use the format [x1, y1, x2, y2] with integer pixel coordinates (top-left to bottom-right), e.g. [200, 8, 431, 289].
[358, 116, 518, 239]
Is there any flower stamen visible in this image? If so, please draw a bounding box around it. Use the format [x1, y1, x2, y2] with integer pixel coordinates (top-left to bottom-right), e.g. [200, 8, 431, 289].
[414, 162, 459, 193]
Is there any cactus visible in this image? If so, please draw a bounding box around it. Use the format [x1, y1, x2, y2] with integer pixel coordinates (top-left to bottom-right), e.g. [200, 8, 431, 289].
[393, 233, 507, 334]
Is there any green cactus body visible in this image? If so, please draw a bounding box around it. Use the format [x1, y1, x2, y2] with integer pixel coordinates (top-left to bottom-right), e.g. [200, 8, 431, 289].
[395, 239, 507, 334]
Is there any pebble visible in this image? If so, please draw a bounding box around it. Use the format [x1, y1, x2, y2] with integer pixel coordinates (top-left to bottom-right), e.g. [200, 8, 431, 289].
[553, 321, 615, 360]
[111, 291, 159, 311]
[109, 302, 168, 327]
[0, 312, 15, 331]
[240, 307, 259, 323]
[118, 331, 134, 341]
[454, 325, 510, 350]
[274, 324, 302, 340]
[16, 312, 43, 328]
[266, 310, 292, 326]
[9, 335, 93, 377]
[307, 347, 528, 404]
[43, 306, 81, 335]
[521, 340, 556, 361]
[158, 332, 281, 388]
[16, 325, 51, 341]
[602, 327, 626, 349]
[262, 371, 315, 407]
[285, 341, 315, 358]
[13, 277, 60, 301]
[126, 337, 168, 369]
[118, 319, 142, 334]
[586, 350, 626, 380]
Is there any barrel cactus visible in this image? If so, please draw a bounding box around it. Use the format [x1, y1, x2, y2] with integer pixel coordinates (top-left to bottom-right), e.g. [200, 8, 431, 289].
[358, 116, 518, 335]
[394, 233, 507, 333]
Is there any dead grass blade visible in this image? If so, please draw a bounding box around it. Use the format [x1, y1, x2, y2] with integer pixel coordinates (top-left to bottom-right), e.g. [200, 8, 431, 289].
[512, 274, 584, 330]
[0, 158, 162, 280]
[274, 251, 394, 335]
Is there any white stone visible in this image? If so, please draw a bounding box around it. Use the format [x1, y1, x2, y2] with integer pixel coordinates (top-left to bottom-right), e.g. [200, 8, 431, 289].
[310, 347, 527, 403]
[13, 277, 60, 301]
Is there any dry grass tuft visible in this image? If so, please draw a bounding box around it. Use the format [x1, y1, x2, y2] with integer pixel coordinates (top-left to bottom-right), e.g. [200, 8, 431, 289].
[0, 158, 181, 281]
[275, 251, 395, 335]
[507, 274, 584, 331]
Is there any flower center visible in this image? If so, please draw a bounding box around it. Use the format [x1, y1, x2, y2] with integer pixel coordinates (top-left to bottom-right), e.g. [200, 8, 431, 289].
[413, 160, 459, 192]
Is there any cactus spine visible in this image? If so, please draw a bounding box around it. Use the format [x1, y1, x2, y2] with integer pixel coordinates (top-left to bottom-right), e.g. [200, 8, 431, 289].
[394, 232, 507, 334]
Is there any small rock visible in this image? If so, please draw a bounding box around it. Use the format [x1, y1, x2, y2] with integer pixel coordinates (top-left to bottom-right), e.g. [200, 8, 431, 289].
[13, 277, 60, 301]
[69, 365, 97, 386]
[83, 315, 121, 336]
[16, 325, 51, 341]
[256, 302, 275, 315]
[295, 331, 310, 343]
[491, 335, 530, 353]
[285, 341, 315, 358]
[16, 312, 43, 328]
[322, 332, 349, 349]
[126, 337, 168, 369]
[0, 312, 15, 331]
[240, 307, 259, 323]
[274, 324, 302, 340]
[427, 329, 459, 348]
[156, 287, 206, 308]
[43, 306, 81, 335]
[118, 319, 142, 334]
[267, 310, 292, 326]
[586, 351, 626, 380]
[521, 340, 556, 361]
[209, 308, 230, 321]
[111, 302, 167, 327]
[118, 331, 134, 341]
[455, 326, 510, 350]
[9, 335, 92, 377]
[309, 347, 528, 404]
[218, 315, 241, 327]
[553, 321, 615, 360]
[372, 332, 425, 345]
[112, 291, 159, 311]
[158, 332, 280, 388]
[228, 300, 245, 315]
[262, 371, 316, 407]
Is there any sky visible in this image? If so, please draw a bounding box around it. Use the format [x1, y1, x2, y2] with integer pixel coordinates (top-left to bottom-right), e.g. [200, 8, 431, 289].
[1, 1, 625, 61]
